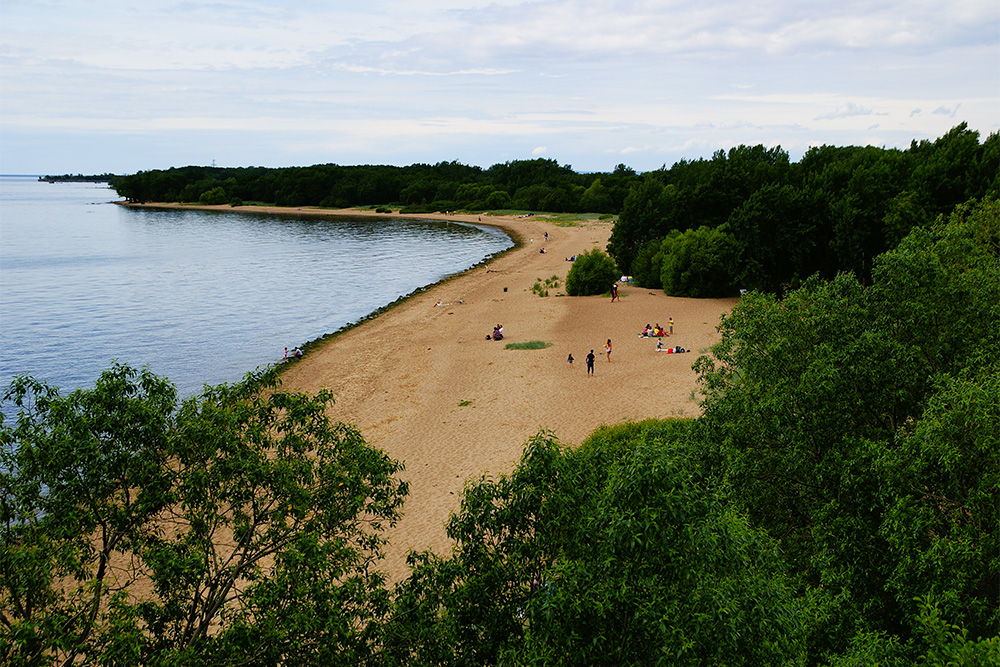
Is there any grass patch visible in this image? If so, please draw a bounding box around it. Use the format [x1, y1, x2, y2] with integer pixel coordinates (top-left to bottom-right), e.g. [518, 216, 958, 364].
[505, 341, 553, 350]
[458, 400, 473, 407]
[544, 212, 616, 226]
[531, 275, 561, 297]
[480, 211, 615, 226]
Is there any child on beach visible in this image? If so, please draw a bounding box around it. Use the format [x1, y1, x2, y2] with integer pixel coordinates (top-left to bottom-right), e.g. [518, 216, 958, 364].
[567, 353, 574, 366]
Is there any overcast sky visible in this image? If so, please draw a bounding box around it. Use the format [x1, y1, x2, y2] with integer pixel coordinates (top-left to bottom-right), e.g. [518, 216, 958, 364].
[1, 0, 997, 175]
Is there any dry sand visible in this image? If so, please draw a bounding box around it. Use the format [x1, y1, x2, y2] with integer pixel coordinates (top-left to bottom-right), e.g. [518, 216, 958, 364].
[130, 203, 739, 581]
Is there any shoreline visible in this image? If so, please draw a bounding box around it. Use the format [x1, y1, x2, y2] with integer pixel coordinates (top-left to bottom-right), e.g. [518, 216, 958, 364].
[123, 202, 739, 581]
[119, 202, 527, 354]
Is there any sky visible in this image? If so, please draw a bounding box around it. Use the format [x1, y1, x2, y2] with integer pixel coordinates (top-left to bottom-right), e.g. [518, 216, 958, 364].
[1, 0, 998, 175]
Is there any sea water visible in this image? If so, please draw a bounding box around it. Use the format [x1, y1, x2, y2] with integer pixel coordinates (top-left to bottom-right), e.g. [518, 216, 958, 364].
[0, 176, 512, 405]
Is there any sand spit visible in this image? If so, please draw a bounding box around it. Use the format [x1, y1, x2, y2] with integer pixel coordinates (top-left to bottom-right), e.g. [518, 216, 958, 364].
[126, 203, 738, 580]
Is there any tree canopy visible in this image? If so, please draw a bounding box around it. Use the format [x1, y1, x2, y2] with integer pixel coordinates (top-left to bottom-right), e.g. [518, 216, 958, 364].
[110, 159, 640, 215]
[608, 124, 998, 296]
[383, 425, 808, 667]
[1, 366, 407, 666]
[691, 197, 999, 662]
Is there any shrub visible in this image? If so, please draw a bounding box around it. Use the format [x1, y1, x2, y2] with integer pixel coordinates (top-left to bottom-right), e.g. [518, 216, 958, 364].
[531, 275, 560, 297]
[566, 249, 619, 296]
[198, 186, 228, 205]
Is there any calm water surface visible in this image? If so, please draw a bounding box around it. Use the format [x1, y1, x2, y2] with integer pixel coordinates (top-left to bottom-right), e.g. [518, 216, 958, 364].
[0, 176, 512, 402]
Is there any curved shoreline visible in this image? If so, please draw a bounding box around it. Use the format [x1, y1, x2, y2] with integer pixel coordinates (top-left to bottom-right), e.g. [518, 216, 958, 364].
[119, 203, 526, 356]
[123, 202, 739, 581]
[290, 219, 523, 357]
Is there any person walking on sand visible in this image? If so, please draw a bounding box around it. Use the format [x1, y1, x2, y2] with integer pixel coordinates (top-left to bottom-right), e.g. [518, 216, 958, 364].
[586, 350, 595, 376]
[605, 339, 612, 362]
[610, 283, 619, 302]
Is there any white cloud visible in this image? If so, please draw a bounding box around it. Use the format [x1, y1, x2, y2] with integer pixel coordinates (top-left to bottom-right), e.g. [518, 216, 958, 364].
[815, 103, 884, 120]
[0, 0, 997, 173]
[932, 104, 962, 116]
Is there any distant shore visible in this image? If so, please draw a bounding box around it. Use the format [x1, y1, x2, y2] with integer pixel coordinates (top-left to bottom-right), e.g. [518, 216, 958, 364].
[125, 202, 739, 581]
[39, 174, 114, 183]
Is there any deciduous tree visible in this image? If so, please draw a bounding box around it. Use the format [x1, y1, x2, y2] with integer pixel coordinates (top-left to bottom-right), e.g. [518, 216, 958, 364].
[1, 365, 408, 666]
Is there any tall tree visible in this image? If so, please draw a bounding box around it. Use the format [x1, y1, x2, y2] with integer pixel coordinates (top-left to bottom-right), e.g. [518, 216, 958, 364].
[606, 175, 671, 274]
[1, 366, 408, 666]
[386, 426, 807, 667]
[726, 183, 816, 292]
[658, 225, 735, 297]
[693, 197, 999, 660]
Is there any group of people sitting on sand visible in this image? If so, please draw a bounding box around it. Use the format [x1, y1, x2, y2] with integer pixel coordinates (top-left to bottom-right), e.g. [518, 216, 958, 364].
[487, 324, 504, 341]
[638, 323, 669, 337]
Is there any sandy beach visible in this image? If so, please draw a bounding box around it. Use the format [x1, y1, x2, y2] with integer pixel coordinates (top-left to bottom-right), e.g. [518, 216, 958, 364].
[130, 203, 739, 581]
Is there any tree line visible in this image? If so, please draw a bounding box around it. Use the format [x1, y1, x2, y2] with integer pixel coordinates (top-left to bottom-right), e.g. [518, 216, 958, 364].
[110, 124, 996, 300]
[110, 159, 641, 214]
[610, 123, 998, 295]
[38, 174, 115, 183]
[3, 197, 996, 665]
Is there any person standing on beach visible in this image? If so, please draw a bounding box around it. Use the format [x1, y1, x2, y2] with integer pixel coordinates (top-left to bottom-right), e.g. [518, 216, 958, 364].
[610, 283, 619, 302]
[669, 317, 674, 335]
[586, 350, 595, 376]
[605, 339, 612, 362]
[568, 353, 574, 366]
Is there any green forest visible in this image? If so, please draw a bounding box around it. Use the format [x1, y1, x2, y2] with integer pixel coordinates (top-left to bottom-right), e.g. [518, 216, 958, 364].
[3, 194, 997, 665]
[610, 124, 997, 297]
[110, 158, 640, 216]
[111, 124, 997, 300]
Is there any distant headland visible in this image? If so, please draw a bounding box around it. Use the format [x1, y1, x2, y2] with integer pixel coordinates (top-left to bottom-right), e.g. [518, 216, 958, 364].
[38, 173, 116, 183]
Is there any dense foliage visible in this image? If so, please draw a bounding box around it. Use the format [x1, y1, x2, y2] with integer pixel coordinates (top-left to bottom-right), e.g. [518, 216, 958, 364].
[608, 123, 998, 296]
[1, 367, 407, 666]
[692, 197, 999, 663]
[110, 160, 641, 214]
[383, 425, 808, 666]
[564, 248, 620, 296]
